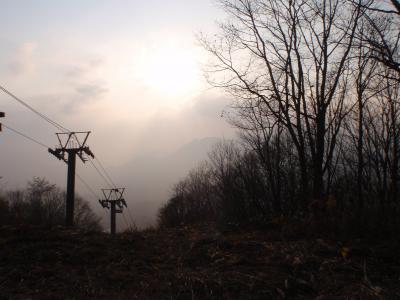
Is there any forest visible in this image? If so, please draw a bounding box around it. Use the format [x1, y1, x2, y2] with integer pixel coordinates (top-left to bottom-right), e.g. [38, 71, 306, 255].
[159, 0, 400, 238]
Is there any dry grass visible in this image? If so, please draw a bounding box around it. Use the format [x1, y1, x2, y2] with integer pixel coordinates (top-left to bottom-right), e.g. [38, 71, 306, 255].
[0, 223, 399, 299]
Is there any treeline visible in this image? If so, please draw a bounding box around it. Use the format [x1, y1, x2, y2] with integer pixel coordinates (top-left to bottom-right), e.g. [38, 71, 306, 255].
[159, 0, 400, 232]
[0, 177, 101, 231]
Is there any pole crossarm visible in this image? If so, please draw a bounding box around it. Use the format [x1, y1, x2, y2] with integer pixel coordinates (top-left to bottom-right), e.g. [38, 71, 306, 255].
[99, 188, 127, 234]
[48, 131, 94, 163]
[99, 188, 127, 212]
[48, 131, 95, 227]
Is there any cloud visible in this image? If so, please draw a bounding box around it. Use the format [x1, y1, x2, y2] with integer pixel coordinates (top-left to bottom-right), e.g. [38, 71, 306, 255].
[60, 57, 108, 112]
[64, 57, 105, 80]
[6, 42, 36, 76]
[133, 91, 234, 156]
[75, 83, 108, 99]
[191, 93, 230, 118]
[60, 82, 108, 114]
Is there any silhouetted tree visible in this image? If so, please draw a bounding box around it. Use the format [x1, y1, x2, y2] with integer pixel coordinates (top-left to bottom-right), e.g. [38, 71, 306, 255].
[200, 0, 365, 204]
[358, 0, 400, 74]
[159, 0, 400, 233]
[158, 163, 217, 227]
[2, 177, 102, 231]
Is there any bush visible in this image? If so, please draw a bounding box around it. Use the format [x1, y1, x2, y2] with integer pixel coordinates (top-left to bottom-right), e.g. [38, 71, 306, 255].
[1, 177, 102, 231]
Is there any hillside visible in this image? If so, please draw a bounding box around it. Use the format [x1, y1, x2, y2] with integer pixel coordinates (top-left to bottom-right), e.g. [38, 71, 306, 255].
[1, 224, 399, 299]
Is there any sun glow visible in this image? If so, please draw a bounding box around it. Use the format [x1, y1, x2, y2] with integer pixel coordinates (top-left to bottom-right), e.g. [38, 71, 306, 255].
[135, 45, 200, 97]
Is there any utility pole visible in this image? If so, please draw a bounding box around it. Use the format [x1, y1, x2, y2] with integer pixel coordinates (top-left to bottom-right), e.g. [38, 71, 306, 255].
[0, 112, 4, 132]
[48, 132, 94, 227]
[0, 113, 4, 180]
[99, 188, 127, 235]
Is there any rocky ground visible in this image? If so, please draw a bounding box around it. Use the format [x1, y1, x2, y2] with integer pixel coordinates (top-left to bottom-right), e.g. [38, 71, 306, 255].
[0, 224, 399, 299]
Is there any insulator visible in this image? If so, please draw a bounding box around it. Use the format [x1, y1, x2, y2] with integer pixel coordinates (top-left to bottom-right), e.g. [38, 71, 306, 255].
[83, 147, 95, 158]
[48, 148, 64, 160]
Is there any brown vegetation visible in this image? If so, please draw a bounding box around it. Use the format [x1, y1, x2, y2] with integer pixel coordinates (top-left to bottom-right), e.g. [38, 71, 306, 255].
[0, 224, 399, 299]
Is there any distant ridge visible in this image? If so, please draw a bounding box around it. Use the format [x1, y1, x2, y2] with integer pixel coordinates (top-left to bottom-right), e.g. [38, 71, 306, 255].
[170, 137, 221, 165]
[114, 137, 222, 227]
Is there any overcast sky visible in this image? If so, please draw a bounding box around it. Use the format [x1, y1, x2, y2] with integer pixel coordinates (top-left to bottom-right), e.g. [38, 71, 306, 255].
[0, 0, 235, 228]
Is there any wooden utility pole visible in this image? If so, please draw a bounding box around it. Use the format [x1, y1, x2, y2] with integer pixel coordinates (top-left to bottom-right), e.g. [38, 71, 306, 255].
[49, 132, 94, 226]
[0, 112, 5, 132]
[99, 188, 126, 235]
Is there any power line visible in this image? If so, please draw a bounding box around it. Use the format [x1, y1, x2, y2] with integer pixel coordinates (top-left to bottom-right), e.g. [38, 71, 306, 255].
[2, 85, 136, 228]
[4, 122, 103, 207]
[1, 85, 121, 193]
[76, 173, 100, 200]
[2, 123, 50, 149]
[76, 173, 108, 223]
[86, 159, 135, 230]
[91, 157, 136, 227]
[0, 84, 70, 133]
[89, 158, 136, 230]
[126, 205, 136, 227]
[94, 157, 117, 187]
[3, 122, 98, 199]
[88, 158, 114, 189]
[121, 211, 130, 230]
[3, 87, 112, 193]
[3, 126, 99, 199]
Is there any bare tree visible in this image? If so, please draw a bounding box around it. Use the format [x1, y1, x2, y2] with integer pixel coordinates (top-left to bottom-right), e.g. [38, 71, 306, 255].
[158, 162, 217, 227]
[342, 34, 378, 208]
[200, 0, 365, 203]
[2, 177, 102, 231]
[358, 0, 400, 74]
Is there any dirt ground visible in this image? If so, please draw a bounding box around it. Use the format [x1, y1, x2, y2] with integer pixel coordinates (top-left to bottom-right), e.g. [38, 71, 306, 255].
[0, 224, 399, 299]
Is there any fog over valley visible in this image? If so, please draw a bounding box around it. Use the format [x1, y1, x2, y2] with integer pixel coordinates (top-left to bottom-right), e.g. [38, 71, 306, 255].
[0, 0, 235, 229]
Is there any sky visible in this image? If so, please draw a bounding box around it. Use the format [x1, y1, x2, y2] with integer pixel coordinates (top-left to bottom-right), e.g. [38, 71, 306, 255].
[0, 0, 235, 229]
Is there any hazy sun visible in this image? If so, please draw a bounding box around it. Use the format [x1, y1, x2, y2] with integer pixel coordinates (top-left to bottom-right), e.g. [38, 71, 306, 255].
[136, 45, 199, 97]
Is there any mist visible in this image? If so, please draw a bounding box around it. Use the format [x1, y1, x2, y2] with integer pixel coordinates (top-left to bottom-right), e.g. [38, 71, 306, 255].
[0, 0, 235, 229]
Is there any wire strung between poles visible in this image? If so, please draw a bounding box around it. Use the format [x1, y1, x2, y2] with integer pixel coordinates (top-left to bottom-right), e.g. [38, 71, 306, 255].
[2, 84, 136, 228]
[2, 123, 51, 149]
[0, 84, 70, 133]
